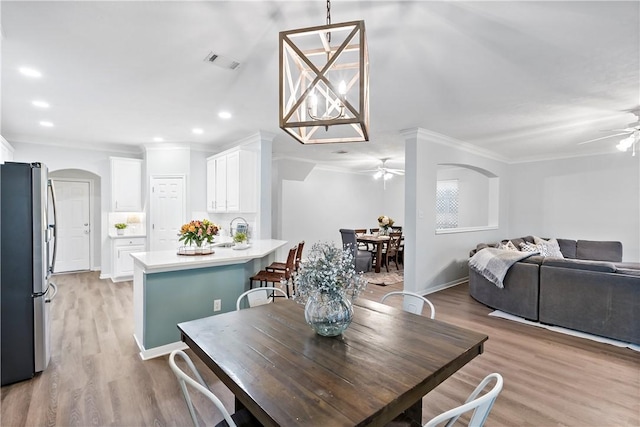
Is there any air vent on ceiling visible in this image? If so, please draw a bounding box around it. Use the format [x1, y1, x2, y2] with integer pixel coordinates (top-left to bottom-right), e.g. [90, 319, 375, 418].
[204, 51, 240, 70]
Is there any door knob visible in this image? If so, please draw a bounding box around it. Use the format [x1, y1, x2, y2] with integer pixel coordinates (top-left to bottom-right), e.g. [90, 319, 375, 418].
[84, 223, 89, 226]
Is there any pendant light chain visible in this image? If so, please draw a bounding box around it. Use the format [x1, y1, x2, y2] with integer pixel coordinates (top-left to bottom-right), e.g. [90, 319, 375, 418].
[326, 0, 331, 43]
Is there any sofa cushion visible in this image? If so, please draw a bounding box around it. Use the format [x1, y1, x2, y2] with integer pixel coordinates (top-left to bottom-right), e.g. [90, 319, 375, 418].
[542, 258, 616, 273]
[556, 238, 577, 259]
[533, 237, 564, 258]
[576, 240, 622, 262]
[511, 236, 534, 250]
[519, 241, 538, 252]
[499, 240, 519, 251]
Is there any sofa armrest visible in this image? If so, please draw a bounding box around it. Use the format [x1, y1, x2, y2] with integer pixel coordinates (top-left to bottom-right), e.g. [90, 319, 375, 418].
[469, 262, 539, 321]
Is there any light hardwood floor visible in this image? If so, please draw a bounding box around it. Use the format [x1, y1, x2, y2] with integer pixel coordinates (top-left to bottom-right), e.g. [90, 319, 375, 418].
[1, 271, 638, 426]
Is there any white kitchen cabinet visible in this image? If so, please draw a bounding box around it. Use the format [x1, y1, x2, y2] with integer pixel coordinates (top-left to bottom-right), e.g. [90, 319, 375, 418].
[214, 155, 227, 211]
[206, 157, 216, 211]
[112, 236, 146, 282]
[206, 148, 256, 213]
[111, 157, 142, 211]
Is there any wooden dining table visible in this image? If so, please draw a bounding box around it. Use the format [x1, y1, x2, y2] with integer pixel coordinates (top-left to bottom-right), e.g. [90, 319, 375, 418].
[357, 234, 390, 273]
[178, 298, 488, 426]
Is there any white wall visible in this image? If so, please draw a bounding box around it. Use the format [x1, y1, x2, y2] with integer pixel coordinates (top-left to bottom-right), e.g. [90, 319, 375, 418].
[403, 129, 511, 295]
[509, 153, 640, 262]
[276, 163, 392, 259]
[0, 136, 14, 163]
[189, 148, 212, 217]
[380, 174, 405, 229]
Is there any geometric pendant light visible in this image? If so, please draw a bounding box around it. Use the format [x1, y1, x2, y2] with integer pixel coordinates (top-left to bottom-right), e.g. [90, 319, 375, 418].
[279, 11, 369, 144]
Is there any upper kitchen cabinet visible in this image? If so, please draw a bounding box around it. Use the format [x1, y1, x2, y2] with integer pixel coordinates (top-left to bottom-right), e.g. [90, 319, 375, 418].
[207, 147, 257, 213]
[111, 157, 143, 211]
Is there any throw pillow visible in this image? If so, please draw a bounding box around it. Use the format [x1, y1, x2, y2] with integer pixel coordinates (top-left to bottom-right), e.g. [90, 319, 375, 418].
[500, 240, 519, 251]
[533, 236, 564, 258]
[519, 241, 538, 252]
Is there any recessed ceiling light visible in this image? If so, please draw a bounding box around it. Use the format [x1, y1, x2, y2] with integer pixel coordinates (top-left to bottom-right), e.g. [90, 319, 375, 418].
[218, 111, 232, 119]
[32, 100, 50, 108]
[153, 137, 164, 142]
[192, 128, 204, 135]
[20, 67, 42, 78]
[39, 121, 54, 127]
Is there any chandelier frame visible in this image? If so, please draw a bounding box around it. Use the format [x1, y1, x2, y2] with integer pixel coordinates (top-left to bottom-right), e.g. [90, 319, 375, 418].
[279, 20, 369, 144]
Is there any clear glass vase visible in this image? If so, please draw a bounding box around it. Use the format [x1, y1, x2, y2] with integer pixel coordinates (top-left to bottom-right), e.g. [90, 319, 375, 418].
[304, 291, 354, 336]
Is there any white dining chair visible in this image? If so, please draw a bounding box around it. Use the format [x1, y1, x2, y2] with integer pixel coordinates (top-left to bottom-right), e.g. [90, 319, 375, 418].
[380, 291, 436, 319]
[423, 373, 504, 427]
[236, 287, 288, 310]
[169, 350, 241, 427]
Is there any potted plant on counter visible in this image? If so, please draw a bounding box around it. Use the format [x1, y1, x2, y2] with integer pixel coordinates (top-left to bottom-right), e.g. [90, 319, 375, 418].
[233, 231, 249, 249]
[114, 223, 127, 235]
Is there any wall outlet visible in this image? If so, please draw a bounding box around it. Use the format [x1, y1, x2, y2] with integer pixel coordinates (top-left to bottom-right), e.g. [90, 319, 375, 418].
[213, 299, 222, 312]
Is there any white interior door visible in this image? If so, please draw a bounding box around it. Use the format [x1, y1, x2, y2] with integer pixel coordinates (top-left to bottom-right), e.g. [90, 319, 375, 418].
[53, 180, 91, 272]
[150, 176, 185, 251]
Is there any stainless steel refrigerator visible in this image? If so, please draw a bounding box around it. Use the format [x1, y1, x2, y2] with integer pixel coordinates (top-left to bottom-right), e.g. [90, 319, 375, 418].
[1, 162, 58, 386]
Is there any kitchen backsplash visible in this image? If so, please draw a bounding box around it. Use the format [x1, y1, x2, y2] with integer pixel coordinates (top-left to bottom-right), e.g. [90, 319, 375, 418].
[108, 212, 146, 235]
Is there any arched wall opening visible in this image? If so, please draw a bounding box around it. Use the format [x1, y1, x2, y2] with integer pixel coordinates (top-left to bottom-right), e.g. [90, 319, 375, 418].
[435, 163, 499, 233]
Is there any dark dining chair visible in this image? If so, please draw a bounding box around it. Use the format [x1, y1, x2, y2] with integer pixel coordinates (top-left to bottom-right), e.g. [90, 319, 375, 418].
[354, 229, 370, 250]
[383, 232, 403, 272]
[339, 229, 372, 273]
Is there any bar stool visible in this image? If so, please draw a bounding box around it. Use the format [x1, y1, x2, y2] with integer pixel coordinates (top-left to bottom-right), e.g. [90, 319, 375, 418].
[249, 246, 297, 297]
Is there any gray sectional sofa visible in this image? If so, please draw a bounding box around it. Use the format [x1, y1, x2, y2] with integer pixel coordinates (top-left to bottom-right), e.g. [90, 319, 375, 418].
[469, 236, 640, 345]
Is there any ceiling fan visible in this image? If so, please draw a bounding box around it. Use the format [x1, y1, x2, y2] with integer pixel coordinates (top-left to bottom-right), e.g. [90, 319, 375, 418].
[363, 158, 404, 189]
[578, 108, 640, 156]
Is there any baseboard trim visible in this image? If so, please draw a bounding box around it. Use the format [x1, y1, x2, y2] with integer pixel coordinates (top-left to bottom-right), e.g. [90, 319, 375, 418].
[419, 276, 469, 296]
[134, 334, 188, 360]
[99, 273, 110, 280]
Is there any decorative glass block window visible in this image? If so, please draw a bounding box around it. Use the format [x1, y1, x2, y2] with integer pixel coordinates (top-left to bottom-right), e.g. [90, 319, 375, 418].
[436, 180, 459, 229]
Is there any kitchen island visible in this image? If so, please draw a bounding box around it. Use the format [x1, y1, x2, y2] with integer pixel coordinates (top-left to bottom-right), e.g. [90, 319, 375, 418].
[131, 239, 287, 359]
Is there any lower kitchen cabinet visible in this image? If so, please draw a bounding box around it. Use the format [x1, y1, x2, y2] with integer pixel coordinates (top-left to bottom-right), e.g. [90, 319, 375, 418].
[111, 236, 146, 282]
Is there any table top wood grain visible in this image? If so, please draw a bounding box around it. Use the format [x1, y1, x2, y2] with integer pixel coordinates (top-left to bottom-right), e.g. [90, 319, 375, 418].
[178, 298, 488, 426]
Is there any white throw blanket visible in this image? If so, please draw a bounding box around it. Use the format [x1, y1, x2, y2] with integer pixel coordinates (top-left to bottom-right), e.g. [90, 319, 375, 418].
[469, 248, 538, 288]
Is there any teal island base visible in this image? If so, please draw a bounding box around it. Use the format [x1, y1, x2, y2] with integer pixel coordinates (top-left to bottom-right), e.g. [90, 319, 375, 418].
[131, 239, 287, 359]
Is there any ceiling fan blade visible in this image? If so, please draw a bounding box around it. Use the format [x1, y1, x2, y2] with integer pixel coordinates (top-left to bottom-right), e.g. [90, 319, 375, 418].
[577, 132, 631, 145]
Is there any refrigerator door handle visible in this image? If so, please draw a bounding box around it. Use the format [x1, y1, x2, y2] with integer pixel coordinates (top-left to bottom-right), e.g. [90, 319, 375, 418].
[45, 282, 58, 303]
[48, 179, 58, 274]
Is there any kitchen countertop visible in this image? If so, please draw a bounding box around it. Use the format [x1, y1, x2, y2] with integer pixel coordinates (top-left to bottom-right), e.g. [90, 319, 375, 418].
[108, 232, 147, 239]
[131, 239, 287, 274]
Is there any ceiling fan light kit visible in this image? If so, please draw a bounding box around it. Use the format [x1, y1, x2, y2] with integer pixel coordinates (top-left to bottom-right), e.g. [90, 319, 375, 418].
[279, 1, 369, 145]
[578, 108, 639, 156]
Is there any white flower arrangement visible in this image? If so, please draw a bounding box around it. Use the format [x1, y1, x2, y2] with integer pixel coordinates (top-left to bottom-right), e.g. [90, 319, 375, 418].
[292, 242, 368, 304]
[378, 215, 394, 228]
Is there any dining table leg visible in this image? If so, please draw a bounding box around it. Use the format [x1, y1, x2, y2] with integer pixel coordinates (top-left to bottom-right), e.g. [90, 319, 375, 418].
[375, 241, 383, 273]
